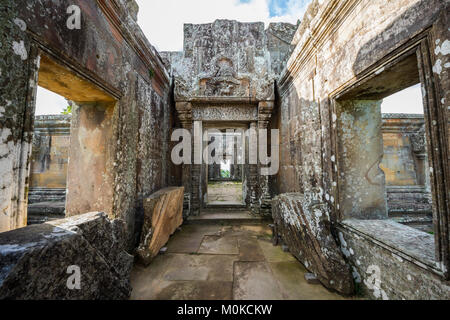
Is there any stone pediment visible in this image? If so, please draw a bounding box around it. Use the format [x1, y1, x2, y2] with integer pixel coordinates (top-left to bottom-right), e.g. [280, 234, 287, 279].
[197, 57, 251, 98]
[199, 76, 250, 97]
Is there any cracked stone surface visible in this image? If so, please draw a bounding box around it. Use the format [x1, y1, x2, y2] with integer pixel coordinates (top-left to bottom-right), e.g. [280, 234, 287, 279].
[0, 212, 133, 300]
[130, 221, 350, 300]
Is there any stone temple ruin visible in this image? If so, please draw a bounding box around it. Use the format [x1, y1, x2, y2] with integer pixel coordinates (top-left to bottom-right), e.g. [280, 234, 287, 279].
[0, 0, 449, 300]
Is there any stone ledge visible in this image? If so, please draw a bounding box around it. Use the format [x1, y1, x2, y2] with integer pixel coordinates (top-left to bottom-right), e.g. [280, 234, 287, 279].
[382, 113, 424, 119]
[340, 219, 441, 275]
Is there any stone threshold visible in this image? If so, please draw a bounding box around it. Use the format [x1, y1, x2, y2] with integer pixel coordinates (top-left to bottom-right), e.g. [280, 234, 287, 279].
[187, 211, 271, 225]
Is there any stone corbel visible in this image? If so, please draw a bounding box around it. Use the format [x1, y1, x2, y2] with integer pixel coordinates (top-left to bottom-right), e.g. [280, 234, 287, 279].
[258, 101, 275, 129]
[175, 102, 193, 129]
[174, 78, 191, 101]
[255, 80, 275, 101]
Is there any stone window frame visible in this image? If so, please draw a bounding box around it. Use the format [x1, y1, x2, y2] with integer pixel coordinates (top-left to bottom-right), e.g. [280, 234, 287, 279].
[25, 40, 120, 218]
[329, 30, 449, 280]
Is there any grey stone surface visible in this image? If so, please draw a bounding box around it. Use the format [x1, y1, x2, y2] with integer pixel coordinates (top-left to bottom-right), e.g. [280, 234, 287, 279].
[233, 261, 284, 300]
[305, 273, 320, 285]
[238, 237, 266, 262]
[131, 223, 348, 300]
[161, 20, 296, 102]
[276, 0, 449, 299]
[0, 212, 133, 300]
[337, 222, 450, 300]
[342, 219, 436, 267]
[198, 235, 239, 255]
[272, 193, 354, 295]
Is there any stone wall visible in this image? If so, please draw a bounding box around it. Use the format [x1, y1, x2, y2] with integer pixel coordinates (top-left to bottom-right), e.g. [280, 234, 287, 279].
[27, 115, 71, 224]
[30, 115, 71, 191]
[0, 0, 178, 248]
[381, 114, 433, 231]
[337, 220, 450, 300]
[275, 0, 449, 299]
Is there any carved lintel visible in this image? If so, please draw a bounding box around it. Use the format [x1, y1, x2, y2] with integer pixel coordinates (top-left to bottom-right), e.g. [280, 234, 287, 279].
[192, 105, 258, 122]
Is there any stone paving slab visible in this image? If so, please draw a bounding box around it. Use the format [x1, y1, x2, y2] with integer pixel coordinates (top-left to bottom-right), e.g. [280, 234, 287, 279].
[269, 261, 345, 300]
[238, 237, 266, 262]
[132, 279, 233, 300]
[153, 281, 234, 300]
[166, 225, 223, 253]
[257, 239, 297, 263]
[198, 235, 239, 255]
[163, 254, 237, 282]
[233, 261, 284, 300]
[131, 223, 350, 301]
[208, 182, 243, 204]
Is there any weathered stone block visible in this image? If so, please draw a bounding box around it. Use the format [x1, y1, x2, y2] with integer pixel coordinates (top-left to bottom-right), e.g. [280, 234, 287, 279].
[0, 212, 133, 300]
[272, 193, 354, 295]
[136, 187, 184, 266]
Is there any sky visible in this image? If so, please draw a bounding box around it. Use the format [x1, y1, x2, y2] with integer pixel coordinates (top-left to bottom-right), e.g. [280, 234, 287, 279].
[35, 0, 423, 116]
[35, 87, 69, 115]
[380, 84, 424, 114]
[135, 0, 309, 52]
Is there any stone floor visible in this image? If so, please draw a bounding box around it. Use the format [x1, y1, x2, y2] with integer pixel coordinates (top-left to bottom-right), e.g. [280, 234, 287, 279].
[207, 182, 243, 206]
[130, 221, 348, 300]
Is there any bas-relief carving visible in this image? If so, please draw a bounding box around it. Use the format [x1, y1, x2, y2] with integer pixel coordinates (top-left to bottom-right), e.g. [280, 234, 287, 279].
[192, 105, 258, 121]
[167, 20, 296, 102]
[410, 126, 426, 154]
[198, 57, 251, 97]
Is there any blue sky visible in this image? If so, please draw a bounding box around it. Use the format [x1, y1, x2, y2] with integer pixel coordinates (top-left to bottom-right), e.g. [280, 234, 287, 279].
[268, 0, 289, 17]
[267, 0, 311, 18]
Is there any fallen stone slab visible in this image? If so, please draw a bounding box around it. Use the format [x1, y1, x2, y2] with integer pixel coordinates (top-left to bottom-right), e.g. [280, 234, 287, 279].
[272, 193, 354, 295]
[136, 187, 184, 266]
[0, 212, 133, 300]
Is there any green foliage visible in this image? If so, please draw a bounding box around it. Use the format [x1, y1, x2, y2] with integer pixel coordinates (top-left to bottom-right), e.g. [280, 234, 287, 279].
[220, 169, 231, 178]
[61, 105, 72, 115]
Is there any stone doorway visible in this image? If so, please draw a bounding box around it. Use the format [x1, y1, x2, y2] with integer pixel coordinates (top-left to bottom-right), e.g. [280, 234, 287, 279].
[204, 127, 245, 207]
[207, 182, 244, 206]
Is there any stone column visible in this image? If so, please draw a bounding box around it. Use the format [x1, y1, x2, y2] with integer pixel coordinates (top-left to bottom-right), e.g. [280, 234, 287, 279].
[66, 102, 115, 218]
[337, 100, 388, 220]
[247, 122, 260, 213]
[258, 101, 275, 216]
[175, 102, 193, 216]
[191, 120, 203, 215]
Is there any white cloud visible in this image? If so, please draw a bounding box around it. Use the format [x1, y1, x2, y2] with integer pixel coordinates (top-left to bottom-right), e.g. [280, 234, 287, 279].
[381, 84, 424, 114]
[35, 1, 309, 116]
[135, 0, 306, 51]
